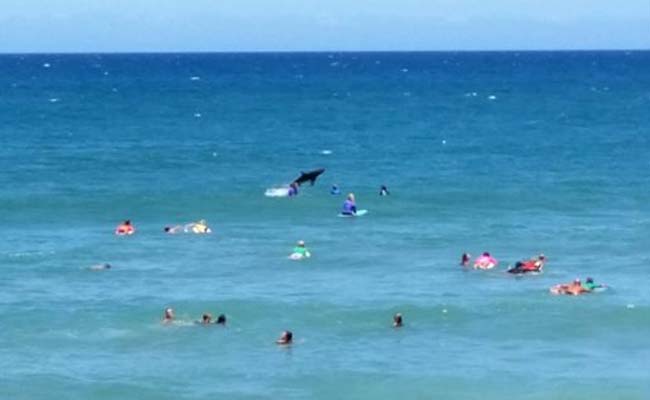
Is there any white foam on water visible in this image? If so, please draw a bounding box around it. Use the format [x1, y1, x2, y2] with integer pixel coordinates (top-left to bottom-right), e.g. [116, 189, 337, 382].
[194, 113, 202, 118]
[43, 63, 51, 68]
[49, 98, 59, 103]
[190, 76, 201, 81]
[321, 150, 333, 155]
[488, 95, 497, 100]
[265, 187, 290, 198]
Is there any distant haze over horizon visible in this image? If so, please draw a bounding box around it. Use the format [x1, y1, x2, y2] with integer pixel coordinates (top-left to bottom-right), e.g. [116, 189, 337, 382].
[1, 0, 648, 53]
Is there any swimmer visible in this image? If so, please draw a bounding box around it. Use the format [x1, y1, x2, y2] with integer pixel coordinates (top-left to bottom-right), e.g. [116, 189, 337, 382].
[330, 184, 341, 195]
[198, 313, 212, 325]
[582, 277, 604, 291]
[276, 330, 293, 345]
[288, 182, 299, 197]
[551, 279, 589, 296]
[341, 193, 357, 216]
[393, 313, 403, 328]
[164, 225, 183, 234]
[185, 219, 211, 234]
[88, 263, 112, 271]
[474, 252, 498, 269]
[216, 314, 227, 325]
[162, 308, 174, 324]
[290, 240, 311, 259]
[460, 253, 471, 267]
[115, 220, 135, 235]
[508, 254, 545, 274]
[379, 185, 390, 196]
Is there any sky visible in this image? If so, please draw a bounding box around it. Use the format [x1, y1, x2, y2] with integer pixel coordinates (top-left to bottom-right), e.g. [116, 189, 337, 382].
[0, 0, 648, 53]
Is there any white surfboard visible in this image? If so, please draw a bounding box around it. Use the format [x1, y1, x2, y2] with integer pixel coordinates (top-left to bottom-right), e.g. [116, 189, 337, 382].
[337, 209, 368, 218]
[265, 187, 290, 197]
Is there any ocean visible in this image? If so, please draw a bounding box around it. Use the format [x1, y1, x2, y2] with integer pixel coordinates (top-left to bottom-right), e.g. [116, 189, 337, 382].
[1, 51, 649, 399]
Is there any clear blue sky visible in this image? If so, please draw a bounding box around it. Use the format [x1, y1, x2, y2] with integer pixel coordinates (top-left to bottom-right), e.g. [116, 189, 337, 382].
[1, 0, 648, 52]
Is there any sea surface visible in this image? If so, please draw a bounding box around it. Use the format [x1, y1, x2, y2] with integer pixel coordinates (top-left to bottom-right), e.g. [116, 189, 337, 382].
[1, 51, 649, 399]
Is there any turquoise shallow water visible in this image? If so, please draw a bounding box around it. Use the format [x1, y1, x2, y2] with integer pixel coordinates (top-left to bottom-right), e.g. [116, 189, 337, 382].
[1, 52, 649, 399]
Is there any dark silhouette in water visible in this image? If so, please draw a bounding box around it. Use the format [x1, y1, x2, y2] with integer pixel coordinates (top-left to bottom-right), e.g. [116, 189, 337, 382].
[292, 168, 325, 186]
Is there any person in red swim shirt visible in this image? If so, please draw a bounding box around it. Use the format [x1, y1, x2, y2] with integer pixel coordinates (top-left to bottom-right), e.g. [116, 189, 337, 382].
[115, 220, 135, 235]
[508, 254, 545, 274]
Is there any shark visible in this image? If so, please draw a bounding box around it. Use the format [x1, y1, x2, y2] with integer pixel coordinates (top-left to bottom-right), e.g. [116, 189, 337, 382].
[292, 168, 325, 186]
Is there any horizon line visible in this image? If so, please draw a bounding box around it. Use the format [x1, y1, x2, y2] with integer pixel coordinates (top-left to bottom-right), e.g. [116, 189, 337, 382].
[0, 48, 648, 56]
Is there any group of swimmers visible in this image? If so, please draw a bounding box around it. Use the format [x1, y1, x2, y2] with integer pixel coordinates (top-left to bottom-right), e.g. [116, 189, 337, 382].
[459, 251, 604, 295]
[114, 219, 212, 236]
[291, 183, 389, 199]
[160, 306, 405, 345]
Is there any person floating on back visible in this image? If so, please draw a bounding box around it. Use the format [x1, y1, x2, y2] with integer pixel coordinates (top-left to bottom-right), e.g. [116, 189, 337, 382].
[115, 220, 135, 236]
[185, 219, 211, 234]
[164, 225, 183, 234]
[88, 263, 112, 271]
[341, 193, 357, 216]
[276, 330, 293, 345]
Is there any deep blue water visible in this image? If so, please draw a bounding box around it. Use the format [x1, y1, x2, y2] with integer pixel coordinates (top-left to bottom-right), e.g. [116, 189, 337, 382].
[1, 52, 649, 399]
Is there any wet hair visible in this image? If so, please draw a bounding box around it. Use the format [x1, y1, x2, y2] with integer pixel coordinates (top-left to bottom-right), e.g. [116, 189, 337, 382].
[164, 227, 171, 232]
[124, 220, 131, 225]
[586, 277, 593, 283]
[482, 252, 490, 257]
[393, 313, 403, 326]
[202, 314, 211, 322]
[103, 263, 112, 269]
[216, 314, 226, 325]
[285, 331, 293, 341]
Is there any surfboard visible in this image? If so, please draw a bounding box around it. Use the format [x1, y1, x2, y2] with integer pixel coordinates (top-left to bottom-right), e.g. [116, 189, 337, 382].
[265, 187, 290, 197]
[288, 252, 310, 260]
[338, 209, 368, 217]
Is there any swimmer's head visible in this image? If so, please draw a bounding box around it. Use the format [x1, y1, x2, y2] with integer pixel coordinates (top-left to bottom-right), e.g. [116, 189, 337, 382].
[347, 193, 355, 201]
[164, 227, 171, 232]
[202, 313, 212, 323]
[216, 314, 226, 325]
[538, 254, 546, 260]
[573, 278, 581, 284]
[124, 220, 131, 225]
[198, 219, 207, 225]
[277, 330, 293, 344]
[586, 277, 593, 283]
[393, 313, 403, 327]
[164, 308, 174, 319]
[297, 240, 305, 247]
[103, 263, 112, 269]
[482, 252, 490, 257]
